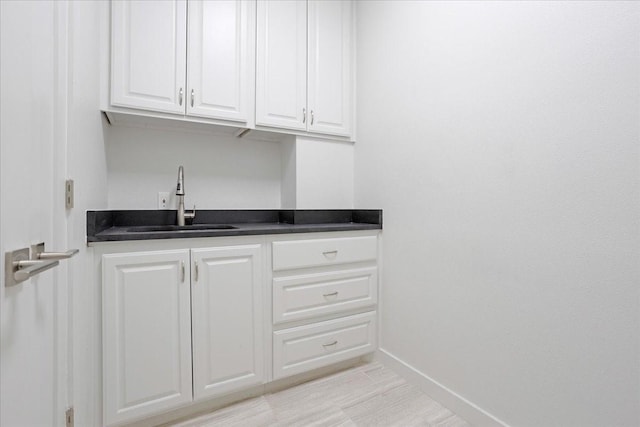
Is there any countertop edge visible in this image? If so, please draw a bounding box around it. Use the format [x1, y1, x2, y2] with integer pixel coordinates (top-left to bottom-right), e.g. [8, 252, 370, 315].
[87, 209, 383, 244]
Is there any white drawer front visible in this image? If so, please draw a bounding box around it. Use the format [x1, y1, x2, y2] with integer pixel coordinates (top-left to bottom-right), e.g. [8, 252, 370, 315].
[272, 236, 377, 271]
[273, 312, 376, 379]
[273, 267, 377, 324]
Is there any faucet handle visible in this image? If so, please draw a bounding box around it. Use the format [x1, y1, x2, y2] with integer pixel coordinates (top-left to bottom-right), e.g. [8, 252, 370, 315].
[184, 204, 196, 221]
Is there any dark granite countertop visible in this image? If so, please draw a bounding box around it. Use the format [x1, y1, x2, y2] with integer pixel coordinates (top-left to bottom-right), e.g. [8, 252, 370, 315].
[87, 210, 382, 243]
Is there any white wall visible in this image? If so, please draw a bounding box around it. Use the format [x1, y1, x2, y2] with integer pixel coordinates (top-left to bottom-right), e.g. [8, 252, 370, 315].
[355, 2, 640, 426]
[105, 125, 282, 209]
[281, 136, 355, 209]
[295, 137, 354, 209]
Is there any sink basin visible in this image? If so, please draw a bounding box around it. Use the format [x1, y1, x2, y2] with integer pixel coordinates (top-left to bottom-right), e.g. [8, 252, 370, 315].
[127, 224, 236, 232]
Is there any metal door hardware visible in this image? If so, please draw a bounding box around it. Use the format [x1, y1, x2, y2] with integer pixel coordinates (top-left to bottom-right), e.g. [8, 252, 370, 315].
[5, 243, 79, 287]
[5, 248, 58, 287]
[65, 179, 74, 209]
[65, 407, 74, 427]
[322, 250, 338, 259]
[32, 242, 79, 260]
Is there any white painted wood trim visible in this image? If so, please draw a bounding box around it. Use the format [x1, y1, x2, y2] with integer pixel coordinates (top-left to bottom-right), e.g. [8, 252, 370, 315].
[375, 349, 510, 427]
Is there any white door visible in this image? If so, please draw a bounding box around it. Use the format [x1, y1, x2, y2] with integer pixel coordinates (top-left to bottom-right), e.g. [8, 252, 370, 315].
[1, 1, 71, 426]
[111, 0, 187, 114]
[191, 245, 264, 401]
[255, 0, 307, 130]
[102, 250, 193, 426]
[187, 0, 254, 123]
[307, 0, 353, 137]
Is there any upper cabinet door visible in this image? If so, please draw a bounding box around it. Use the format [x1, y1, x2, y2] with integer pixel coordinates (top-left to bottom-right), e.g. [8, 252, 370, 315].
[187, 0, 255, 122]
[255, 0, 307, 130]
[111, 0, 187, 114]
[307, 0, 353, 137]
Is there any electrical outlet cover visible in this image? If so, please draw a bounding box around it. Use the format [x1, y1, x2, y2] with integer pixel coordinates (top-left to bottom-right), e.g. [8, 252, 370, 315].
[158, 192, 170, 209]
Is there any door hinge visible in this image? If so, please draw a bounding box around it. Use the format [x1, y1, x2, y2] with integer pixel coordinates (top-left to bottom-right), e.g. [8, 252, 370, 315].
[65, 179, 74, 209]
[65, 407, 74, 427]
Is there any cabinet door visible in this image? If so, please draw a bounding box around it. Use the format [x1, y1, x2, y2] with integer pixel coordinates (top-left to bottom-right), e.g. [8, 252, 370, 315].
[102, 250, 192, 426]
[191, 245, 264, 400]
[187, 0, 254, 122]
[111, 0, 187, 114]
[307, 0, 352, 137]
[255, 0, 307, 130]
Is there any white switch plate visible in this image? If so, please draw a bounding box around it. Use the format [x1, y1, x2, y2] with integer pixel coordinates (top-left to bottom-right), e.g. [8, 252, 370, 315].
[158, 192, 170, 209]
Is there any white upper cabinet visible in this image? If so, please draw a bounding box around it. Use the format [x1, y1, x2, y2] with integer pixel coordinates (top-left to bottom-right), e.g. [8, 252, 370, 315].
[256, 0, 353, 138]
[307, 0, 352, 136]
[111, 0, 254, 124]
[111, 0, 187, 114]
[110, 0, 353, 137]
[255, 0, 308, 131]
[187, 0, 253, 122]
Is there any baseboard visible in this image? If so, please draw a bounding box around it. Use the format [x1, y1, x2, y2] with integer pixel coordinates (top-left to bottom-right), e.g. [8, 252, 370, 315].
[375, 349, 509, 427]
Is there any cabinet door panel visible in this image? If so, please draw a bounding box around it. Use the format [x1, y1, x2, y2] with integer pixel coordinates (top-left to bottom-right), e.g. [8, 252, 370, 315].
[307, 0, 352, 136]
[111, 0, 186, 113]
[255, 0, 307, 130]
[191, 245, 264, 400]
[103, 250, 192, 426]
[188, 0, 254, 122]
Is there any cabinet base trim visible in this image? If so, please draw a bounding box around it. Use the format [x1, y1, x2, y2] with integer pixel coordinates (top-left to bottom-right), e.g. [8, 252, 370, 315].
[119, 356, 369, 427]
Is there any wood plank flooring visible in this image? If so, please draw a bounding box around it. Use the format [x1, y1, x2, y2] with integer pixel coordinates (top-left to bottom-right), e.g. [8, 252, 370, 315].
[167, 362, 470, 427]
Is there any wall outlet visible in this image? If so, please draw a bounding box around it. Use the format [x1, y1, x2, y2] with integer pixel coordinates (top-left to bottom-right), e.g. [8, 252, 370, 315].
[158, 192, 170, 209]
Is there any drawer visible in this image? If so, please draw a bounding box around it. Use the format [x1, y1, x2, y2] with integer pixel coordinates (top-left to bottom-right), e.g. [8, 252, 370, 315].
[273, 311, 376, 380]
[272, 235, 377, 271]
[273, 267, 377, 324]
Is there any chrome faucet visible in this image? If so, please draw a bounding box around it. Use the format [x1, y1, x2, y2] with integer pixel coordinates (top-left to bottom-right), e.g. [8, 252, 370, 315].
[176, 166, 195, 226]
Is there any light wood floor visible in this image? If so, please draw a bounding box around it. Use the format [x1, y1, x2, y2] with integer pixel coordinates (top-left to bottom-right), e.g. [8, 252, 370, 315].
[168, 361, 470, 427]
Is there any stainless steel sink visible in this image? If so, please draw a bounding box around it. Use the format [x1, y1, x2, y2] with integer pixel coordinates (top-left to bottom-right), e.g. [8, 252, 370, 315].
[126, 224, 236, 232]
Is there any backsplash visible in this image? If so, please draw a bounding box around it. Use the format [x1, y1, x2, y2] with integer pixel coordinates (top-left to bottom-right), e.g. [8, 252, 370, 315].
[105, 124, 282, 209]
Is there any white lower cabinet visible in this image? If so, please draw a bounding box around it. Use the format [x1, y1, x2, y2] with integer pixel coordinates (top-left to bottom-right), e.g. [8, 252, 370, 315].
[191, 245, 263, 400]
[102, 250, 193, 426]
[271, 233, 379, 380]
[102, 242, 264, 426]
[100, 231, 378, 426]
